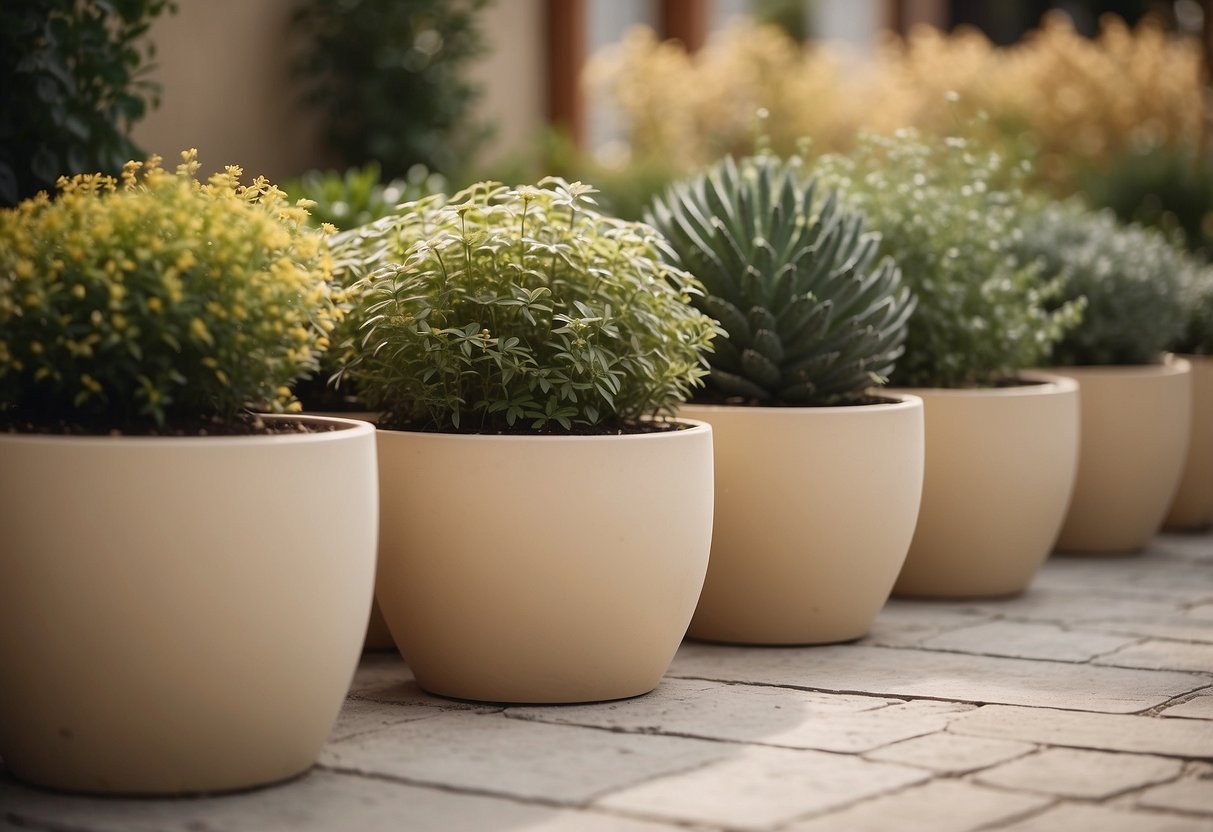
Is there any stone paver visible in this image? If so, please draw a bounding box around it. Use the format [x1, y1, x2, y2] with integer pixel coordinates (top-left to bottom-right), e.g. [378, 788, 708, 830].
[668, 642, 1207, 713]
[1163, 695, 1213, 720]
[320, 711, 731, 804]
[2, 530, 1212, 831]
[949, 705, 1213, 757]
[509, 679, 967, 753]
[1137, 765, 1213, 816]
[974, 747, 1184, 799]
[784, 780, 1051, 832]
[865, 731, 1038, 774]
[990, 803, 1213, 832]
[917, 619, 1138, 662]
[0, 770, 684, 832]
[1094, 640, 1213, 674]
[595, 745, 927, 830]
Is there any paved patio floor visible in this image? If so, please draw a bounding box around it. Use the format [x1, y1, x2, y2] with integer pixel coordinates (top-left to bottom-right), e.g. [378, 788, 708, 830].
[4, 532, 1212, 831]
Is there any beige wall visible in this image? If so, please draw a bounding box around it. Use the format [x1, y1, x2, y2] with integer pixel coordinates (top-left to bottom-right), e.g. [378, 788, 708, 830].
[133, 0, 546, 182]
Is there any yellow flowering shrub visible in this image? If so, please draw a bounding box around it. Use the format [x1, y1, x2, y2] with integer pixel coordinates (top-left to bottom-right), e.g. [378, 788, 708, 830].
[0, 150, 339, 433]
[591, 13, 1203, 194]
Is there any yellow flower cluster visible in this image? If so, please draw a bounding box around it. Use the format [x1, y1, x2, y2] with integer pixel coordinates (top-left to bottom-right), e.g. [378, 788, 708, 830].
[588, 12, 1202, 193]
[0, 150, 339, 432]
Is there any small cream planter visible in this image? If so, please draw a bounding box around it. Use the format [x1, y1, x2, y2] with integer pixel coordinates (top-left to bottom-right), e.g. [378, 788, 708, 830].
[0, 416, 378, 795]
[1051, 359, 1192, 553]
[681, 396, 924, 645]
[375, 422, 713, 703]
[1165, 355, 1213, 530]
[890, 374, 1080, 598]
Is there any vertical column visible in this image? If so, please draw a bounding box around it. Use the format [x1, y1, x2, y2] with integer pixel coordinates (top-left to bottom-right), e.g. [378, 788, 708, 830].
[659, 0, 710, 52]
[546, 0, 587, 148]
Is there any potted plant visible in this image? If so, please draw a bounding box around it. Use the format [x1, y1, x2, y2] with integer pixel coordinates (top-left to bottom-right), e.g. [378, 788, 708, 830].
[645, 153, 924, 645]
[0, 152, 379, 795]
[334, 178, 718, 704]
[813, 129, 1084, 598]
[1165, 262, 1213, 529]
[1017, 201, 1192, 552]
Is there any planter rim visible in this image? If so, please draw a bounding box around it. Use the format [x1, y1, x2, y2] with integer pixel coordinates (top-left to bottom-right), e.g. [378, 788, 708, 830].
[0, 413, 374, 447]
[1046, 357, 1190, 380]
[886, 371, 1078, 398]
[375, 417, 710, 443]
[681, 392, 922, 417]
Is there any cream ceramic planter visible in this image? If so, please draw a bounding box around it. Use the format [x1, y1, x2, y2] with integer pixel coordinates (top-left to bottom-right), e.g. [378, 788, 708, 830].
[0, 416, 378, 795]
[375, 422, 713, 704]
[1165, 355, 1213, 531]
[1051, 359, 1192, 553]
[890, 374, 1080, 598]
[681, 396, 924, 644]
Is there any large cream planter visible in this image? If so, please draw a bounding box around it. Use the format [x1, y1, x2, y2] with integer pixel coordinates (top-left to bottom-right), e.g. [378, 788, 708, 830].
[375, 422, 714, 703]
[0, 416, 379, 795]
[1165, 355, 1213, 530]
[890, 374, 1080, 597]
[681, 396, 924, 644]
[1051, 359, 1192, 553]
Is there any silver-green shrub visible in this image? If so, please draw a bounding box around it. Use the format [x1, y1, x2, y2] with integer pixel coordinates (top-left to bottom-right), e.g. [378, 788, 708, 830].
[1174, 262, 1213, 356]
[336, 178, 718, 431]
[1016, 201, 1187, 366]
[647, 154, 913, 404]
[813, 130, 1083, 388]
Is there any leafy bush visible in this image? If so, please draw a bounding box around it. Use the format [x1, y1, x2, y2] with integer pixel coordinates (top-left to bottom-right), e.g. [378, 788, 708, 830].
[812, 130, 1082, 388]
[282, 162, 448, 231]
[335, 179, 718, 432]
[0, 0, 175, 206]
[1016, 201, 1188, 366]
[1173, 261, 1213, 356]
[1082, 146, 1213, 261]
[292, 0, 491, 178]
[647, 154, 913, 404]
[0, 150, 338, 433]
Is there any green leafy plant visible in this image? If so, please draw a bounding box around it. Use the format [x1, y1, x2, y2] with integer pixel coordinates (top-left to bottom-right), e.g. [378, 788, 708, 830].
[0, 0, 175, 206]
[813, 130, 1083, 388]
[292, 0, 491, 179]
[1016, 201, 1189, 366]
[335, 178, 718, 432]
[646, 154, 913, 404]
[1082, 146, 1213, 261]
[282, 161, 447, 231]
[1173, 261, 1213, 356]
[0, 150, 339, 433]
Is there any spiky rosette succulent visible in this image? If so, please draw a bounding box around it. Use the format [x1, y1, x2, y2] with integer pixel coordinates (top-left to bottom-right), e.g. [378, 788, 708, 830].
[646, 155, 914, 404]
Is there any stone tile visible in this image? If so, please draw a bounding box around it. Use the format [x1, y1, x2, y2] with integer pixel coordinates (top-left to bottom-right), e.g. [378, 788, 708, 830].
[1084, 616, 1213, 644]
[950, 705, 1213, 757]
[1094, 640, 1213, 674]
[1036, 554, 1213, 603]
[0, 769, 686, 832]
[667, 642, 1207, 713]
[861, 601, 994, 648]
[595, 746, 927, 830]
[345, 655, 488, 711]
[958, 589, 1186, 625]
[918, 620, 1138, 662]
[509, 679, 963, 753]
[1154, 533, 1213, 563]
[1137, 765, 1213, 816]
[784, 780, 1050, 832]
[1162, 694, 1213, 720]
[992, 803, 1213, 832]
[320, 710, 731, 804]
[327, 698, 447, 743]
[865, 731, 1036, 774]
[1187, 602, 1213, 621]
[974, 748, 1183, 799]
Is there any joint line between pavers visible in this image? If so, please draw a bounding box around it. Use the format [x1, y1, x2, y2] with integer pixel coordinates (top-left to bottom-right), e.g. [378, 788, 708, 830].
[3, 810, 100, 832]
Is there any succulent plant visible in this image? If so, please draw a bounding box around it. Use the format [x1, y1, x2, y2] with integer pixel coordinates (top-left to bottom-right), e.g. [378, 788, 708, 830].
[335, 178, 717, 432]
[646, 154, 913, 404]
[1016, 201, 1188, 366]
[0, 150, 338, 433]
[813, 130, 1083, 388]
